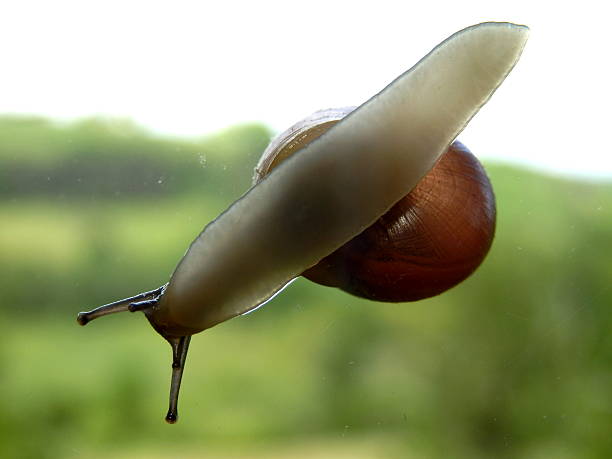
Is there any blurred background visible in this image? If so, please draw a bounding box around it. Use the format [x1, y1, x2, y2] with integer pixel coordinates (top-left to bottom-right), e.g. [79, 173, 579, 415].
[1, 1, 611, 458]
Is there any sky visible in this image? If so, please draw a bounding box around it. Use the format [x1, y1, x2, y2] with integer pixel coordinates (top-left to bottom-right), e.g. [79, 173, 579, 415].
[1, 1, 611, 179]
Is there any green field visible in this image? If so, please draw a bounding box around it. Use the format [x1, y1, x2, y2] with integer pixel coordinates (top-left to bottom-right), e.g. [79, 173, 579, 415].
[1, 116, 611, 458]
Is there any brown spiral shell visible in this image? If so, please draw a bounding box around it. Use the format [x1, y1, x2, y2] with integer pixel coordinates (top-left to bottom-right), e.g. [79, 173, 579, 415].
[254, 107, 496, 302]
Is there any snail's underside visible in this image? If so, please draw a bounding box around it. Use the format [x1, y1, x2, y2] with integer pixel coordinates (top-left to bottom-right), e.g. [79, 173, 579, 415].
[158, 23, 527, 335]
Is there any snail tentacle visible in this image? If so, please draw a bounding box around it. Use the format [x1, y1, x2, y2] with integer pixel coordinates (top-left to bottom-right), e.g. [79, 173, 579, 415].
[165, 335, 191, 424]
[76, 285, 165, 325]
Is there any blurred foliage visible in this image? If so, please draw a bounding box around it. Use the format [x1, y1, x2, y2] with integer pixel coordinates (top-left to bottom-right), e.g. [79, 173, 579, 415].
[0, 115, 270, 199]
[0, 115, 611, 458]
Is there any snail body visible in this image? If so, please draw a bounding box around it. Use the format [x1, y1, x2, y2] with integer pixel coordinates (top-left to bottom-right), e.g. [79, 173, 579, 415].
[77, 22, 529, 423]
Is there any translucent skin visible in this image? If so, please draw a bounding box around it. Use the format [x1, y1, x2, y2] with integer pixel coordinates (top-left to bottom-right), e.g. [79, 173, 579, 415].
[149, 22, 527, 336]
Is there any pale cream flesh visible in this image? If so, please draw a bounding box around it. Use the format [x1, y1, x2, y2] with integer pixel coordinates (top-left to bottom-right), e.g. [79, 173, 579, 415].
[156, 22, 529, 332]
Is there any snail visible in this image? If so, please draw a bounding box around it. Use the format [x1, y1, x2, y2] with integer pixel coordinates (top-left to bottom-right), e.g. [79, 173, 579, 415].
[77, 22, 529, 423]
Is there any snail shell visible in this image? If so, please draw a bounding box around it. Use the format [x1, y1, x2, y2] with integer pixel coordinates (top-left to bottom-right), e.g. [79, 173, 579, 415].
[254, 107, 496, 302]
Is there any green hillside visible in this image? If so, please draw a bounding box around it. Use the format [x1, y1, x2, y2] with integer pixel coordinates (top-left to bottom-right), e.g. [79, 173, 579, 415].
[1, 116, 610, 458]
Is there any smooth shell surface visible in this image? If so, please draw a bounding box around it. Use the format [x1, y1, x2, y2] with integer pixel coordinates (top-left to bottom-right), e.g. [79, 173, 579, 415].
[153, 22, 529, 335]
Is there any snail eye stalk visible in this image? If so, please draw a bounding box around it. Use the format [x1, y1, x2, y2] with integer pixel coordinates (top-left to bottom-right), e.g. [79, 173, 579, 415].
[76, 285, 165, 325]
[165, 335, 192, 424]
